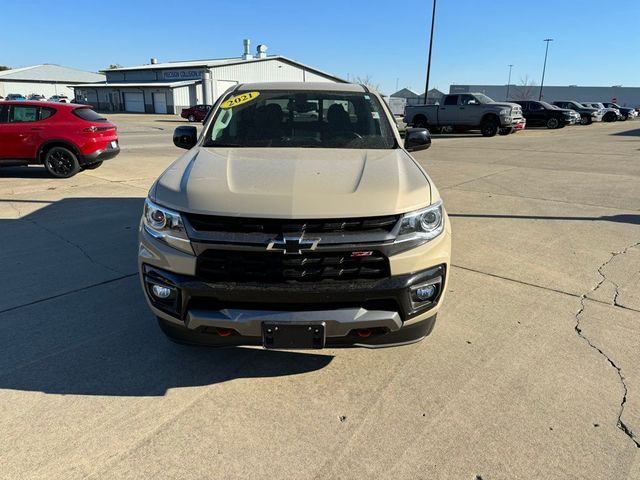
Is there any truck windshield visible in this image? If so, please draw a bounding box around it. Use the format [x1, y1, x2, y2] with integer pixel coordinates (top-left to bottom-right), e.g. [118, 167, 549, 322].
[203, 90, 396, 149]
[474, 93, 494, 104]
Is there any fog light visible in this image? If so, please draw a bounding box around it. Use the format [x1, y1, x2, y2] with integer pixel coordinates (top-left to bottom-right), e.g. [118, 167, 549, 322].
[151, 284, 172, 299]
[415, 285, 436, 301]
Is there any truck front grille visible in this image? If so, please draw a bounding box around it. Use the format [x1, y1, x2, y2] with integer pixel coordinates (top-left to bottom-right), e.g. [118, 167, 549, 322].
[185, 214, 400, 234]
[196, 250, 390, 283]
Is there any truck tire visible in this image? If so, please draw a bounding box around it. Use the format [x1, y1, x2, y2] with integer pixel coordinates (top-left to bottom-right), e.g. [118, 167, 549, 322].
[498, 127, 514, 135]
[413, 115, 428, 129]
[546, 117, 560, 129]
[481, 117, 499, 137]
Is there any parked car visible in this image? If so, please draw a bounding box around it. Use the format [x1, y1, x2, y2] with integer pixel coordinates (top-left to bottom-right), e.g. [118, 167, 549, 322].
[48, 95, 69, 103]
[140, 82, 450, 349]
[552, 101, 602, 125]
[5, 93, 26, 101]
[180, 104, 211, 122]
[511, 100, 573, 129]
[582, 102, 619, 122]
[404, 93, 524, 137]
[602, 102, 636, 121]
[549, 105, 579, 124]
[0, 101, 119, 177]
[27, 94, 47, 102]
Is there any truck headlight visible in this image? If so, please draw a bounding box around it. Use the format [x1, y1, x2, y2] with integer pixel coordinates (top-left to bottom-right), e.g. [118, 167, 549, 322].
[143, 198, 193, 254]
[396, 200, 444, 242]
[499, 108, 511, 115]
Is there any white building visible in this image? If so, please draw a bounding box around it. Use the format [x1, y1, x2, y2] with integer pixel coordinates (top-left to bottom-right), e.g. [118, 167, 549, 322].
[0, 64, 104, 99]
[72, 40, 347, 114]
[450, 84, 640, 107]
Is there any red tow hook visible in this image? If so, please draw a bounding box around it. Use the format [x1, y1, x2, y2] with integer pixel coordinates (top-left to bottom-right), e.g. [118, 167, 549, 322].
[356, 328, 372, 338]
[216, 328, 233, 337]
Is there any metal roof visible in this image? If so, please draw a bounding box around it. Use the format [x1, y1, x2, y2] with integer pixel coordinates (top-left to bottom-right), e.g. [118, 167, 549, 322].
[236, 82, 363, 92]
[0, 64, 104, 83]
[104, 56, 346, 83]
[71, 80, 198, 88]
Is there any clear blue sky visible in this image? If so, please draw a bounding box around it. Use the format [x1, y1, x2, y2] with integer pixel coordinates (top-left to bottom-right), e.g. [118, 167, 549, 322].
[2, 0, 639, 95]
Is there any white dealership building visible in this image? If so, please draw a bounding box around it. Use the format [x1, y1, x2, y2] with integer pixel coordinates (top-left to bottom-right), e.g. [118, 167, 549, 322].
[0, 64, 104, 100]
[72, 40, 347, 114]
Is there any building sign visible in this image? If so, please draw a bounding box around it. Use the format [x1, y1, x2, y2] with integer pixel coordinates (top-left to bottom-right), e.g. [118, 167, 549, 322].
[162, 70, 203, 80]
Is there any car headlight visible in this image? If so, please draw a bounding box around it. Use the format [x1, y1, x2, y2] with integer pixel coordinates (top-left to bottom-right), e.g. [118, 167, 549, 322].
[396, 200, 444, 243]
[143, 198, 193, 254]
[499, 108, 511, 115]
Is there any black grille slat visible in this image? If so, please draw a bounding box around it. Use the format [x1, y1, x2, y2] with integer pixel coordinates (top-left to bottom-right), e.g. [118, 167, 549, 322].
[186, 214, 400, 234]
[196, 250, 390, 283]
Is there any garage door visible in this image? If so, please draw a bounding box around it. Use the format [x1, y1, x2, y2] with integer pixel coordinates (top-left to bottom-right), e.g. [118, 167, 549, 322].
[153, 92, 167, 114]
[124, 92, 145, 113]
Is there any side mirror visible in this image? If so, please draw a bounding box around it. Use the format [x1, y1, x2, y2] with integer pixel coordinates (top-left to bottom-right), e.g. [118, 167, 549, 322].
[404, 128, 431, 152]
[173, 126, 198, 150]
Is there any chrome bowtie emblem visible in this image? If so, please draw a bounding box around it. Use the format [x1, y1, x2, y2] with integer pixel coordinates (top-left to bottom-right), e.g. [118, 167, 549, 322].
[267, 235, 320, 255]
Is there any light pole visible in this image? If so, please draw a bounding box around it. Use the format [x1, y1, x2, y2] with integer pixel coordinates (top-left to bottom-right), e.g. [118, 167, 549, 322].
[505, 64, 514, 100]
[423, 0, 437, 104]
[539, 38, 553, 100]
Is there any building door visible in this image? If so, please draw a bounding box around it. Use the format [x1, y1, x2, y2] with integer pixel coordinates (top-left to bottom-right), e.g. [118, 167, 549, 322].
[124, 92, 145, 113]
[153, 92, 167, 114]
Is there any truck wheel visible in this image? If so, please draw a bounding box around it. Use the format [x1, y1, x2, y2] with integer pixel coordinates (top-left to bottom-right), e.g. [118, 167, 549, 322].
[546, 117, 560, 129]
[498, 127, 514, 135]
[603, 112, 616, 122]
[44, 146, 81, 178]
[413, 116, 428, 129]
[481, 118, 499, 137]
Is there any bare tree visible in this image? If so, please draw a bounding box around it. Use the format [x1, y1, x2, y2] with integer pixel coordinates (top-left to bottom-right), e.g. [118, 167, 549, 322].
[510, 76, 538, 100]
[0, 65, 10, 71]
[351, 74, 381, 92]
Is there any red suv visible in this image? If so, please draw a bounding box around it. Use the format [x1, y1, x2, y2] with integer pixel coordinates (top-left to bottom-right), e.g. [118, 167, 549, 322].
[180, 104, 211, 122]
[0, 101, 120, 178]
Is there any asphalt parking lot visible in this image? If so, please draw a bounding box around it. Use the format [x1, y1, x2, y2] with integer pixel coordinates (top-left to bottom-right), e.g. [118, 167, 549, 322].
[1, 115, 639, 479]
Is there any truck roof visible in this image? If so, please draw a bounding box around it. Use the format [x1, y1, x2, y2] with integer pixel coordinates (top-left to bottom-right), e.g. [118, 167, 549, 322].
[235, 82, 367, 93]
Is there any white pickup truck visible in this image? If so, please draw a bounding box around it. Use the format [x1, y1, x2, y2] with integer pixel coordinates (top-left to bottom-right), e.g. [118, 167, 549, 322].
[404, 93, 524, 137]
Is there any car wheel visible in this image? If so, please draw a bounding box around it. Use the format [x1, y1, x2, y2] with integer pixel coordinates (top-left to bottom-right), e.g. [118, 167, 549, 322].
[621, 114, 628, 121]
[580, 115, 592, 125]
[82, 161, 103, 170]
[481, 118, 499, 137]
[188, 114, 196, 122]
[546, 117, 560, 129]
[603, 112, 615, 122]
[498, 127, 514, 135]
[44, 146, 80, 178]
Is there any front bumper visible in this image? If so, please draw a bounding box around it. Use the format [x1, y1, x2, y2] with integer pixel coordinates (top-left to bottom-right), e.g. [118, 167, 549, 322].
[138, 216, 451, 348]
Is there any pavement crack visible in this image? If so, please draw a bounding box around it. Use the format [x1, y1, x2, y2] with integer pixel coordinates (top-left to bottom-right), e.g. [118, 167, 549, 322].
[20, 216, 125, 275]
[574, 240, 640, 449]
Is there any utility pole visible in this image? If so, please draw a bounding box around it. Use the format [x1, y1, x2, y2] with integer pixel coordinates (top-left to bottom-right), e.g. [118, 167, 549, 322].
[506, 64, 514, 100]
[539, 39, 553, 100]
[423, 0, 437, 104]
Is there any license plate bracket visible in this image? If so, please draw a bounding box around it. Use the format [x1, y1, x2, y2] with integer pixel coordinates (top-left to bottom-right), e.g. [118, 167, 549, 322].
[262, 322, 326, 349]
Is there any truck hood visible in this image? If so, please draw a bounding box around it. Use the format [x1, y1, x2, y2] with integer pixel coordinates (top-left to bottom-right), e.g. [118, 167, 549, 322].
[489, 102, 521, 110]
[152, 147, 431, 218]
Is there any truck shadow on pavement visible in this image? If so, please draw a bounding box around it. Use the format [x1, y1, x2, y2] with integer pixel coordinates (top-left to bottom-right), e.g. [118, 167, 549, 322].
[611, 128, 640, 137]
[0, 196, 333, 397]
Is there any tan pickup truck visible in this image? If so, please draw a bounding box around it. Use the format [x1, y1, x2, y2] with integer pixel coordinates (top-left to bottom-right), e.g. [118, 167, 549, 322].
[139, 82, 451, 349]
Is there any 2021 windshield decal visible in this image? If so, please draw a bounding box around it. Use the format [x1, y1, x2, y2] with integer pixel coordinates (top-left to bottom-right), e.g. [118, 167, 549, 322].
[220, 92, 260, 109]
